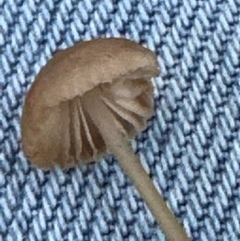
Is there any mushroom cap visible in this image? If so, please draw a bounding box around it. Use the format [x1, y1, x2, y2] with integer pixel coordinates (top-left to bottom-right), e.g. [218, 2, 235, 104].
[21, 37, 160, 169]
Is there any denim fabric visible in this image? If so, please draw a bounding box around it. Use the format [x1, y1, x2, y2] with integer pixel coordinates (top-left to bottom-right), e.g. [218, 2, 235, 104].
[1, 0, 240, 240]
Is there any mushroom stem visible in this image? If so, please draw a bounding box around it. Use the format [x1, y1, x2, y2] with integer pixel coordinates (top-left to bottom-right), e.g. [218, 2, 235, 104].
[110, 141, 190, 241]
[82, 88, 189, 240]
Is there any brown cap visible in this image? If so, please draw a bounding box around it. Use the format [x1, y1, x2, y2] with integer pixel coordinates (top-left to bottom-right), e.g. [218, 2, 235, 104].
[21, 37, 159, 169]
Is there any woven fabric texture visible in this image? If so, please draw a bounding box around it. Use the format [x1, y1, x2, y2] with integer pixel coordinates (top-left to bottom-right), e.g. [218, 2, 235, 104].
[1, 0, 240, 240]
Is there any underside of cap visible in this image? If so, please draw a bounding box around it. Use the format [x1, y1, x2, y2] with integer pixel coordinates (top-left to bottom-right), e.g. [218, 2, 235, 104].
[22, 77, 155, 169]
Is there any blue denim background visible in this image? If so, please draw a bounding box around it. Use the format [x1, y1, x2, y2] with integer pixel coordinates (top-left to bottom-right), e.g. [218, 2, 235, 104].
[1, 0, 240, 240]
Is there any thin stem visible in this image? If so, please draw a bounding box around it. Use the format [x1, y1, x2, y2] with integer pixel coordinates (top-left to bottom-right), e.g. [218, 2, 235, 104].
[82, 88, 190, 240]
[111, 141, 190, 241]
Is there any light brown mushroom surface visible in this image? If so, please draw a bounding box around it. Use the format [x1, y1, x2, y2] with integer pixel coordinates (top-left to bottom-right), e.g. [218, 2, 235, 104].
[21, 37, 158, 169]
[21, 37, 190, 241]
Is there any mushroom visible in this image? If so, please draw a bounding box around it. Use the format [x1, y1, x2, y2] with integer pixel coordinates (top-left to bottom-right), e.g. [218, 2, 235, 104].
[21, 37, 190, 241]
